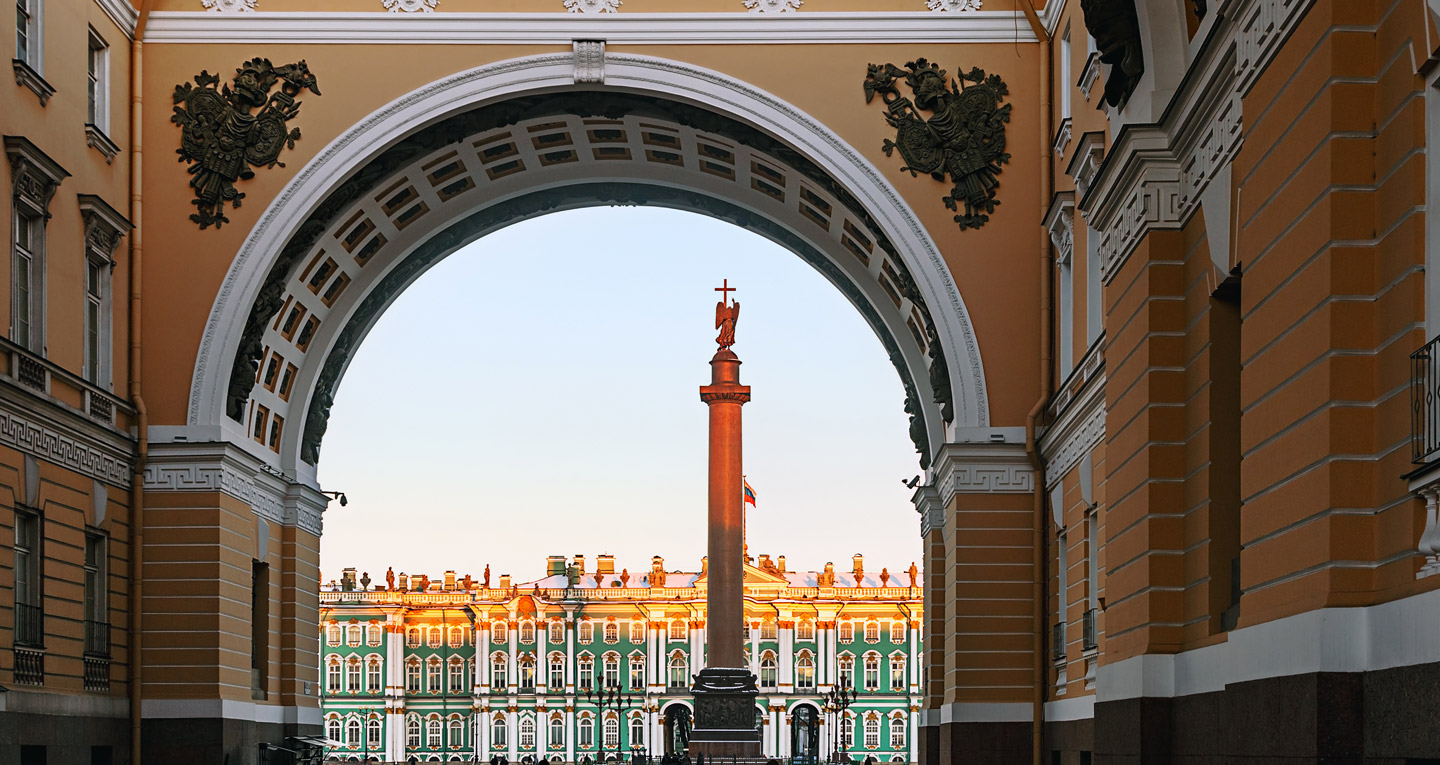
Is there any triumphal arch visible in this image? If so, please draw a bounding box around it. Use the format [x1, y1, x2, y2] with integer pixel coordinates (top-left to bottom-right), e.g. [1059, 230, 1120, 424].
[2, 0, 1439, 762]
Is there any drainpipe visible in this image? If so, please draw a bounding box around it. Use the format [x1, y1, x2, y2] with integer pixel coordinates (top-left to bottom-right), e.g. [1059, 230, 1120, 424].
[1018, 4, 1053, 765]
[128, 5, 152, 764]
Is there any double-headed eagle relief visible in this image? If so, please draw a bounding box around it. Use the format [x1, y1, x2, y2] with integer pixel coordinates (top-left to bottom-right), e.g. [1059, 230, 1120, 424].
[864, 59, 1011, 230]
[172, 58, 321, 229]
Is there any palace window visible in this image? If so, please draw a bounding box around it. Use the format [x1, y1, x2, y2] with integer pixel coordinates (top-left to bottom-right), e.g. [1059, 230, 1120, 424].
[578, 621, 593, 644]
[629, 620, 644, 642]
[864, 717, 880, 749]
[548, 620, 564, 644]
[519, 656, 535, 691]
[451, 718, 465, 748]
[326, 624, 341, 646]
[369, 718, 382, 747]
[83, 533, 107, 656]
[347, 718, 361, 746]
[87, 29, 113, 128]
[520, 620, 535, 644]
[603, 717, 619, 749]
[761, 619, 776, 640]
[367, 622, 382, 646]
[326, 657, 341, 693]
[630, 714, 645, 747]
[796, 654, 815, 691]
[837, 655, 854, 690]
[864, 621, 880, 643]
[603, 654, 620, 687]
[450, 626, 466, 647]
[890, 620, 905, 643]
[549, 654, 565, 690]
[492, 714, 507, 748]
[405, 659, 421, 693]
[13, 508, 39, 650]
[492, 654, 508, 689]
[15, 0, 38, 70]
[327, 718, 342, 745]
[549, 716, 565, 749]
[669, 619, 686, 640]
[759, 654, 777, 690]
[493, 620, 508, 643]
[427, 719, 442, 749]
[838, 621, 853, 643]
[890, 715, 906, 749]
[427, 660, 441, 693]
[83, 232, 112, 386]
[406, 718, 421, 749]
[346, 659, 361, 692]
[520, 716, 535, 749]
[604, 621, 619, 644]
[428, 627, 442, 648]
[450, 658, 466, 693]
[743, 622, 751, 641]
[406, 627, 420, 648]
[629, 656, 645, 689]
[579, 716, 594, 748]
[863, 654, 880, 691]
[367, 656, 382, 693]
[839, 717, 853, 750]
[890, 655, 906, 690]
[668, 654, 687, 689]
[348, 624, 362, 646]
[578, 654, 594, 690]
[797, 619, 814, 641]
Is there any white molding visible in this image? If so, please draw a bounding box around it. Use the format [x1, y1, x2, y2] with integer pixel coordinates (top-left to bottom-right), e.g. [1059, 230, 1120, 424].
[142, 10, 1040, 44]
[938, 701, 1030, 723]
[94, 0, 139, 38]
[142, 698, 323, 726]
[1043, 695, 1093, 722]
[1038, 372, 1104, 490]
[911, 485, 944, 539]
[144, 441, 327, 535]
[0, 385, 133, 488]
[573, 39, 605, 83]
[932, 442, 1034, 496]
[1097, 587, 1440, 701]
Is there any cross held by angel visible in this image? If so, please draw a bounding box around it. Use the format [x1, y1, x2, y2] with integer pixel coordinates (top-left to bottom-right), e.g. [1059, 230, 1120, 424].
[714, 280, 740, 349]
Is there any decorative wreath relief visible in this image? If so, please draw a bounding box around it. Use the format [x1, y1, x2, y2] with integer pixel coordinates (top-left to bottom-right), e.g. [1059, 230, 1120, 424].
[743, 0, 802, 12]
[563, 0, 621, 13]
[382, 0, 438, 11]
[926, 0, 982, 10]
[201, 0, 257, 11]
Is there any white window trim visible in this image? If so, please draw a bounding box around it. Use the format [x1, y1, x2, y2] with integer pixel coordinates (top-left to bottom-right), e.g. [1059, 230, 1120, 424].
[87, 28, 110, 133]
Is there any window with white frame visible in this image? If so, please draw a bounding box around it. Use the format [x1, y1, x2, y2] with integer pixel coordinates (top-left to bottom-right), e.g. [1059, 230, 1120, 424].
[427, 719, 442, 749]
[837, 654, 854, 689]
[449, 626, 465, 647]
[87, 29, 109, 132]
[604, 621, 619, 644]
[520, 716, 535, 749]
[668, 653, 687, 688]
[367, 656, 382, 692]
[603, 716, 619, 748]
[890, 715, 906, 749]
[839, 717, 853, 750]
[669, 619, 686, 640]
[629, 620, 644, 642]
[406, 717, 421, 749]
[492, 654, 508, 689]
[367, 622, 382, 646]
[864, 717, 880, 749]
[549, 716, 565, 749]
[450, 718, 465, 749]
[491, 714, 507, 748]
[519, 656, 535, 691]
[578, 716, 594, 748]
[864, 620, 880, 643]
[368, 718, 382, 748]
[14, 0, 39, 70]
[493, 621, 508, 643]
[796, 653, 815, 690]
[838, 621, 853, 643]
[797, 619, 814, 641]
[578, 654, 593, 690]
[546, 620, 561, 644]
[406, 627, 420, 647]
[428, 627, 441, 648]
[520, 620, 534, 644]
[890, 654, 906, 690]
[603, 653, 620, 687]
[347, 624, 361, 646]
[578, 620, 593, 644]
[7, 140, 65, 357]
[630, 655, 645, 689]
[1060, 24, 1072, 121]
[346, 659, 361, 692]
[630, 714, 644, 748]
[761, 619, 776, 640]
[759, 653, 777, 690]
[82, 219, 111, 386]
[427, 660, 441, 693]
[347, 718, 361, 746]
[863, 654, 880, 691]
[548, 653, 564, 690]
[326, 624, 341, 646]
[327, 718, 342, 745]
[890, 620, 905, 643]
[326, 657, 341, 693]
[405, 659, 420, 692]
[450, 658, 466, 693]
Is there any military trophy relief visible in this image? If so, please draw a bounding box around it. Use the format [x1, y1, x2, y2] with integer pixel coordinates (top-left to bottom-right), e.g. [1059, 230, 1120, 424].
[863, 59, 1011, 230]
[172, 58, 321, 229]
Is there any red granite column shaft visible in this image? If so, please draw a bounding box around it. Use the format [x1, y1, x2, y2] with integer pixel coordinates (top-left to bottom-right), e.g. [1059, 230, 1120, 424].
[700, 348, 749, 670]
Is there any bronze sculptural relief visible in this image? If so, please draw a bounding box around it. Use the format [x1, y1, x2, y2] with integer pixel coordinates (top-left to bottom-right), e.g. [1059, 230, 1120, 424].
[172, 57, 320, 229]
[1081, 0, 1145, 108]
[864, 59, 1011, 230]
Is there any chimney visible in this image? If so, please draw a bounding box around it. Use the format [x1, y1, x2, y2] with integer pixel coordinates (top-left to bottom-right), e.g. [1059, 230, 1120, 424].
[777, 556, 786, 573]
[398, 573, 410, 590]
[597, 554, 615, 575]
[574, 555, 586, 576]
[547, 556, 567, 576]
[499, 574, 512, 590]
[444, 570, 456, 590]
[758, 554, 772, 570]
[852, 553, 865, 582]
[341, 567, 357, 591]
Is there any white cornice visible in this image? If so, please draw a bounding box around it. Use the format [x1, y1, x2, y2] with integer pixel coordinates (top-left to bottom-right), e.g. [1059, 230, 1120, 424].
[932, 442, 1034, 497]
[1038, 367, 1104, 490]
[95, 0, 139, 38]
[142, 10, 1041, 44]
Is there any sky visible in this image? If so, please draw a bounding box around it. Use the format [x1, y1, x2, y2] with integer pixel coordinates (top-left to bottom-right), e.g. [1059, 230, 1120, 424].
[316, 206, 925, 587]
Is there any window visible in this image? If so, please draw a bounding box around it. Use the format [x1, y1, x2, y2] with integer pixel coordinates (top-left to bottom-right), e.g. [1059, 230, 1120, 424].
[368, 718, 382, 748]
[520, 717, 535, 749]
[518, 656, 535, 691]
[407, 627, 420, 648]
[761, 619, 776, 640]
[837, 655, 854, 690]
[549, 654, 564, 690]
[603, 654, 620, 688]
[428, 627, 442, 648]
[839, 717, 853, 750]
[578, 654, 593, 690]
[348, 624, 362, 647]
[407, 718, 421, 749]
[87, 30, 109, 132]
[796, 654, 815, 691]
[864, 717, 880, 749]
[347, 718, 361, 746]
[890, 716, 906, 749]
[251, 563, 270, 697]
[83, 248, 110, 386]
[838, 621, 853, 643]
[668, 619, 686, 640]
[630, 715, 644, 748]
[629, 656, 645, 689]
[427, 719, 442, 749]
[603, 717, 619, 748]
[864, 621, 880, 643]
[492, 715, 507, 748]
[520, 620, 534, 644]
[12, 210, 42, 352]
[367, 657, 382, 693]
[603, 621, 619, 644]
[450, 659, 466, 693]
[629, 620, 644, 642]
[14, 509, 39, 646]
[667, 654, 687, 688]
[450, 719, 465, 749]
[14, 0, 38, 69]
[449, 626, 465, 647]
[578, 621, 593, 644]
[493, 621, 507, 643]
[548, 620, 564, 644]
[549, 716, 565, 749]
[759, 654, 777, 690]
[326, 624, 341, 646]
[890, 655, 906, 691]
[346, 659, 361, 692]
[326, 658, 341, 693]
[1060, 25, 1072, 120]
[406, 660, 421, 693]
[890, 621, 905, 643]
[578, 716, 594, 749]
[83, 533, 106, 653]
[427, 661, 441, 693]
[863, 655, 880, 691]
[797, 619, 814, 641]
[367, 622, 382, 646]
[492, 654, 508, 689]
[327, 718, 342, 745]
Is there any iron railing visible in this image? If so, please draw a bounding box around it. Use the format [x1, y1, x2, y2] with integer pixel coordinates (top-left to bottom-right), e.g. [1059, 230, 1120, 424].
[84, 656, 110, 691]
[1082, 608, 1098, 651]
[14, 602, 42, 647]
[84, 619, 110, 657]
[1051, 622, 1065, 663]
[14, 647, 43, 685]
[1412, 335, 1440, 464]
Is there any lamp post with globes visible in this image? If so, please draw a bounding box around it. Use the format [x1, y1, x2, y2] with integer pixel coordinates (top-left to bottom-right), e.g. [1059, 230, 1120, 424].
[822, 677, 858, 763]
[585, 678, 636, 763]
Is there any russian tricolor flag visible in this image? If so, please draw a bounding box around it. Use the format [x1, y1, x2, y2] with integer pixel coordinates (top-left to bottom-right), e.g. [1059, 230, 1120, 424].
[743, 478, 757, 507]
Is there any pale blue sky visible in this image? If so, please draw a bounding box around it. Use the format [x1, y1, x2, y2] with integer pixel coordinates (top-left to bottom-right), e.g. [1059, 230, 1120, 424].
[317, 206, 924, 587]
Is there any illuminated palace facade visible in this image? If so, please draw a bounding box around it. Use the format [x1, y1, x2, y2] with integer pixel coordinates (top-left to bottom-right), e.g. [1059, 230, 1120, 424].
[318, 554, 922, 763]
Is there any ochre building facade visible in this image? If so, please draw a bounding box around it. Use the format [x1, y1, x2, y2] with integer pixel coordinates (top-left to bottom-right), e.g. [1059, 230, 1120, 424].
[2, 0, 1440, 763]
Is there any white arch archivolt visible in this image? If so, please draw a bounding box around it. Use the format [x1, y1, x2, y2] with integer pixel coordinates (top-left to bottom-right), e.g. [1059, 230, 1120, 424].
[182, 53, 989, 478]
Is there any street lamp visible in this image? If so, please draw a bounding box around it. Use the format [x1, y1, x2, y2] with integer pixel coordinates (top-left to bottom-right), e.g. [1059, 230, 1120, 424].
[821, 677, 858, 763]
[585, 678, 635, 763]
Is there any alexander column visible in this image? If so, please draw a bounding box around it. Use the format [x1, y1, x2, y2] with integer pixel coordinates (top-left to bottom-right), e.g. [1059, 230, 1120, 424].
[688, 280, 763, 761]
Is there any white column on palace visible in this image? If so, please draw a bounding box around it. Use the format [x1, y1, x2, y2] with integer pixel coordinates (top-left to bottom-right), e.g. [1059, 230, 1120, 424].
[909, 621, 919, 691]
[387, 614, 405, 762]
[539, 706, 549, 754]
[909, 708, 919, 763]
[479, 620, 491, 692]
[481, 710, 491, 761]
[565, 611, 576, 691]
[816, 623, 828, 689]
[697, 622, 707, 668]
[509, 615, 519, 694]
[539, 616, 550, 696]
[779, 620, 794, 691]
[508, 709, 519, 760]
[565, 707, 576, 763]
[749, 621, 760, 677]
[778, 706, 790, 758]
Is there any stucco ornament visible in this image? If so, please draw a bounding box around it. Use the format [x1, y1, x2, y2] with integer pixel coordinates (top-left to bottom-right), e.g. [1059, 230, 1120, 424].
[201, 0, 257, 11]
[563, 0, 620, 13]
[382, 0, 438, 10]
[172, 58, 321, 229]
[863, 59, 1011, 230]
[743, 0, 802, 12]
[925, 0, 981, 10]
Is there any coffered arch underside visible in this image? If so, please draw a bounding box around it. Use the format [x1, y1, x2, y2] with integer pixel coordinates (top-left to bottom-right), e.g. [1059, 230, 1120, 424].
[189, 55, 989, 475]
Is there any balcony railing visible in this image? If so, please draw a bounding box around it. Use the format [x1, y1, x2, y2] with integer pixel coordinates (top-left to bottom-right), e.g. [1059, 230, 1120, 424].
[14, 602, 42, 648]
[1411, 335, 1440, 465]
[14, 647, 43, 685]
[84, 656, 110, 691]
[84, 619, 110, 657]
[1082, 608, 1098, 651]
[1051, 622, 1065, 663]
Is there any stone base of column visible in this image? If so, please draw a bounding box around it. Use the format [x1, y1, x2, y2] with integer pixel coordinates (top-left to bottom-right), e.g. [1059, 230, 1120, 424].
[688, 668, 763, 761]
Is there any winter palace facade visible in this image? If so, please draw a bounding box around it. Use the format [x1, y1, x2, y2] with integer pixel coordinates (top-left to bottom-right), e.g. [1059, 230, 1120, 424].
[318, 554, 923, 763]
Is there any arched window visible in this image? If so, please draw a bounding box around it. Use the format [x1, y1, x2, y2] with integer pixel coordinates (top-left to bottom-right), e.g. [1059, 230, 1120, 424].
[761, 619, 776, 640]
[450, 718, 465, 748]
[863, 654, 880, 691]
[405, 659, 421, 693]
[864, 717, 880, 749]
[837, 654, 854, 690]
[346, 658, 361, 692]
[449, 626, 465, 647]
[603, 621, 619, 644]
[549, 653, 565, 690]
[578, 654, 594, 690]
[406, 626, 420, 648]
[492, 654, 508, 689]
[367, 621, 382, 646]
[743, 621, 751, 641]
[579, 716, 595, 748]
[326, 657, 341, 693]
[549, 716, 566, 749]
[890, 620, 905, 643]
[796, 653, 815, 690]
[603, 653, 620, 687]
[492, 621, 508, 643]
[668, 619, 686, 640]
[520, 620, 535, 644]
[797, 619, 814, 640]
[326, 623, 341, 646]
[630, 714, 644, 748]
[427, 659, 442, 693]
[890, 655, 906, 690]
[759, 654, 777, 690]
[864, 620, 880, 643]
[406, 717, 421, 749]
[838, 621, 853, 643]
[327, 718, 342, 743]
[520, 717, 535, 749]
[839, 717, 853, 750]
[491, 714, 508, 748]
[629, 655, 645, 689]
[450, 658, 466, 693]
[578, 620, 594, 644]
[347, 624, 362, 646]
[668, 654, 688, 689]
[889, 715, 906, 749]
[519, 655, 536, 691]
[426, 719, 442, 749]
[428, 626, 442, 648]
[368, 718, 382, 748]
[629, 620, 645, 642]
[603, 716, 619, 748]
[347, 718, 362, 745]
[548, 620, 564, 644]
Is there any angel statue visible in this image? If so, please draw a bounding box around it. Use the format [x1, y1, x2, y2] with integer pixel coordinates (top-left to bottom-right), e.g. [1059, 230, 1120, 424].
[172, 57, 321, 229]
[715, 300, 740, 349]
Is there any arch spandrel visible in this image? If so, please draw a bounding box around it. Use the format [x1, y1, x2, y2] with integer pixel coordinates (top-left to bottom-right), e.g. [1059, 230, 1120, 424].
[183, 54, 991, 476]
